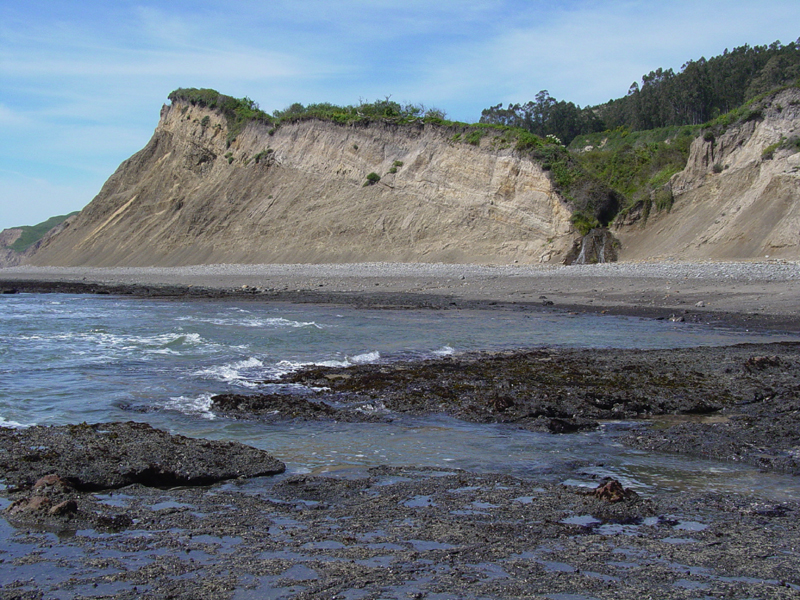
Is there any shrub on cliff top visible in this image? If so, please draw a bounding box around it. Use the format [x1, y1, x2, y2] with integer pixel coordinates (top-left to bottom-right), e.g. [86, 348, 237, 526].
[169, 88, 273, 145]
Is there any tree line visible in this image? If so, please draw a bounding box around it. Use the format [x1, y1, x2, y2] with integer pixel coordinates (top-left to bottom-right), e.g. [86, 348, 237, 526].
[480, 39, 800, 145]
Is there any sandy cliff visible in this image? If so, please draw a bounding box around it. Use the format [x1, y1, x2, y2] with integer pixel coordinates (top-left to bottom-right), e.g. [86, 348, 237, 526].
[28, 102, 576, 267]
[614, 88, 800, 260]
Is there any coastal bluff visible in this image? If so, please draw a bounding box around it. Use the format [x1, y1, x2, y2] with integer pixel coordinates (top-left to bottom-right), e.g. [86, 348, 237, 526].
[614, 87, 800, 261]
[16, 87, 800, 267]
[26, 100, 576, 267]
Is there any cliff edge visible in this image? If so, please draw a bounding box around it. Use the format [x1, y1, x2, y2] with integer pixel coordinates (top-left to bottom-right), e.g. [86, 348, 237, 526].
[27, 100, 577, 267]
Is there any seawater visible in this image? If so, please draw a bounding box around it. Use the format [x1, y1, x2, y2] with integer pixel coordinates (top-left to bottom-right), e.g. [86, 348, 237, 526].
[2, 293, 799, 499]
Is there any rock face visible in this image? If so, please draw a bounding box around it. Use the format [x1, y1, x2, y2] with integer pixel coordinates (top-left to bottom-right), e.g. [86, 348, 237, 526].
[563, 228, 619, 265]
[27, 101, 576, 267]
[615, 88, 800, 260]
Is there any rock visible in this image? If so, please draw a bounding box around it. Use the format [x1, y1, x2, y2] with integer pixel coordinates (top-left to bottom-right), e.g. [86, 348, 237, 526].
[23, 99, 577, 268]
[48, 499, 78, 516]
[744, 355, 782, 371]
[547, 418, 582, 434]
[33, 474, 72, 490]
[8, 495, 51, 514]
[211, 393, 339, 420]
[0, 421, 285, 491]
[563, 228, 620, 265]
[592, 479, 637, 503]
[695, 300, 706, 307]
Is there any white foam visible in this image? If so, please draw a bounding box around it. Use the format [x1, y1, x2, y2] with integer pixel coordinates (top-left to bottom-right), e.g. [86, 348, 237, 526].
[354, 401, 389, 414]
[163, 393, 216, 420]
[433, 345, 455, 357]
[194, 357, 264, 387]
[351, 351, 381, 364]
[0, 416, 33, 429]
[176, 315, 323, 329]
[17, 331, 206, 352]
[276, 350, 381, 373]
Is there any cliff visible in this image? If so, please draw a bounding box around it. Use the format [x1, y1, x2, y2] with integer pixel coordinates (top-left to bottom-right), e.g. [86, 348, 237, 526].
[614, 87, 800, 260]
[26, 100, 577, 267]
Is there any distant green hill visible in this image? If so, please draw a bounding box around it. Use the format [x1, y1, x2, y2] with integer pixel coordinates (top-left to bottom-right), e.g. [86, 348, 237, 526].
[5, 212, 79, 252]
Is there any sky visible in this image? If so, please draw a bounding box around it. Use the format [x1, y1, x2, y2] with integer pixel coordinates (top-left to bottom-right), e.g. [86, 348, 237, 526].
[1, 1, 799, 231]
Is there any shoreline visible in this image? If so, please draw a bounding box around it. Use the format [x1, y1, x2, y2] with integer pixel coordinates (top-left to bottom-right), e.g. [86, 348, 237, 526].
[3, 260, 800, 332]
[3, 262, 800, 597]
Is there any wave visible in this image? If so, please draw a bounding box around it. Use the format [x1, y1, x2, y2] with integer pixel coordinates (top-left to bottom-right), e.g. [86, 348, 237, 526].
[12, 331, 211, 362]
[176, 315, 324, 329]
[432, 346, 455, 357]
[276, 350, 382, 373]
[193, 357, 265, 387]
[0, 416, 33, 429]
[162, 393, 216, 420]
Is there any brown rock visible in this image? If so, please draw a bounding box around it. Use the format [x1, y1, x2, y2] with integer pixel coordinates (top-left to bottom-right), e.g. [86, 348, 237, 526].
[592, 479, 637, 503]
[33, 473, 72, 490]
[49, 499, 78, 516]
[7, 495, 51, 515]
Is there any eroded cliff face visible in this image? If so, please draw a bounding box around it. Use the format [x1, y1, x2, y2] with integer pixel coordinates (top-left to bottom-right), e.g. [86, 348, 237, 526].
[28, 102, 575, 267]
[615, 88, 800, 260]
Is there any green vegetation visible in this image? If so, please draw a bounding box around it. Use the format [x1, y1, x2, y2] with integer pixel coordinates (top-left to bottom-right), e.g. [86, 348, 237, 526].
[271, 97, 447, 126]
[465, 130, 484, 146]
[761, 135, 800, 160]
[480, 39, 800, 146]
[497, 128, 621, 227]
[569, 125, 698, 221]
[364, 172, 381, 186]
[169, 88, 272, 146]
[253, 149, 274, 164]
[5, 212, 78, 252]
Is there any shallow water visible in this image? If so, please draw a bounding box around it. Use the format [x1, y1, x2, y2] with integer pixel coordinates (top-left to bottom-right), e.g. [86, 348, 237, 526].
[2, 293, 800, 500]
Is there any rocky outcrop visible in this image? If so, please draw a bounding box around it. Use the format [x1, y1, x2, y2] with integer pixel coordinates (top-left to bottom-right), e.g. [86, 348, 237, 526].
[0, 421, 286, 491]
[563, 228, 619, 265]
[614, 87, 800, 260]
[26, 101, 577, 267]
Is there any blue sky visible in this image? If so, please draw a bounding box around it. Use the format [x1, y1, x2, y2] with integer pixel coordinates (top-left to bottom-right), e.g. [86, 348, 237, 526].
[2, 0, 799, 231]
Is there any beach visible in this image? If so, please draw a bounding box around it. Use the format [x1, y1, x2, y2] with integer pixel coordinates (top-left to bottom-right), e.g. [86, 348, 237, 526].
[2, 260, 800, 331]
[2, 261, 800, 599]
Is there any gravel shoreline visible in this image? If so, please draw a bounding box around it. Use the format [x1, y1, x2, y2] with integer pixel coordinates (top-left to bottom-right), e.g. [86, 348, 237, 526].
[3, 260, 800, 331]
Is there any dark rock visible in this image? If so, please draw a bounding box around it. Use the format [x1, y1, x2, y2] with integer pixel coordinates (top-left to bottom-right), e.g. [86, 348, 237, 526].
[211, 392, 339, 420]
[744, 355, 782, 371]
[547, 418, 582, 434]
[33, 474, 72, 490]
[563, 228, 619, 265]
[0, 421, 285, 491]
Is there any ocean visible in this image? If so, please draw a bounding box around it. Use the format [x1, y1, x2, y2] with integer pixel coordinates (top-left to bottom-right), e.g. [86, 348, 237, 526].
[2, 292, 799, 498]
